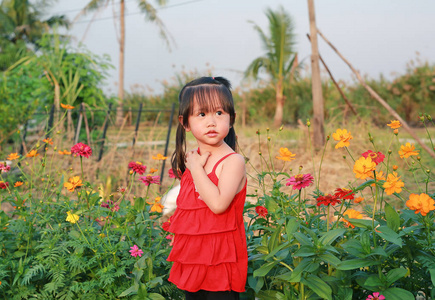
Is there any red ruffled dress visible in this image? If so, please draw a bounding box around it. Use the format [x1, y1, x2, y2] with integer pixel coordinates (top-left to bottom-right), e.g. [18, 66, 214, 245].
[167, 153, 248, 293]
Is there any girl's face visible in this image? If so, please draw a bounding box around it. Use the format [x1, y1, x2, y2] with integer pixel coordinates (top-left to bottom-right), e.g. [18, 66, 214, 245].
[183, 100, 231, 148]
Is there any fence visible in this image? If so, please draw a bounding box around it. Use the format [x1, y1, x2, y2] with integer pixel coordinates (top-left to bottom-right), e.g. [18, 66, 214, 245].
[19, 103, 176, 183]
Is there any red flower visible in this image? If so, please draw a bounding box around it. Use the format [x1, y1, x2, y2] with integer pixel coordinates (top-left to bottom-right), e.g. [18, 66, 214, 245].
[0, 181, 9, 189]
[139, 175, 160, 186]
[168, 168, 181, 179]
[255, 206, 268, 218]
[128, 161, 146, 175]
[71, 142, 92, 158]
[334, 188, 355, 200]
[286, 173, 314, 190]
[162, 220, 171, 231]
[361, 150, 385, 165]
[0, 164, 11, 173]
[101, 200, 120, 212]
[316, 194, 341, 206]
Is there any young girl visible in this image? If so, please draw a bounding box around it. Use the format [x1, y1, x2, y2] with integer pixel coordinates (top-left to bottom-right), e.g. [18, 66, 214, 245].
[167, 77, 247, 300]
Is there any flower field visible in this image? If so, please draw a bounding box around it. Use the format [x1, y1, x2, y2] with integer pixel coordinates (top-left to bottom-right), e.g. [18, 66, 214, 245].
[0, 111, 434, 299]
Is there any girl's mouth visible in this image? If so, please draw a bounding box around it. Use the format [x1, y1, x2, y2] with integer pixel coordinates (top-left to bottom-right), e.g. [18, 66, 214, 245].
[206, 131, 218, 137]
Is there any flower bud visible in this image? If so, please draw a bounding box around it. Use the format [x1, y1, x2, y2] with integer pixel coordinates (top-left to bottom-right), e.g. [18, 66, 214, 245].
[388, 150, 392, 154]
[266, 128, 269, 132]
[267, 136, 271, 141]
[36, 143, 40, 148]
[306, 119, 311, 127]
[394, 129, 399, 135]
[54, 146, 57, 151]
[426, 169, 431, 174]
[258, 152, 262, 156]
[417, 156, 421, 161]
[426, 114, 432, 121]
[393, 165, 398, 171]
[419, 115, 425, 122]
[256, 129, 260, 135]
[299, 165, 303, 170]
[57, 130, 61, 134]
[279, 125, 283, 131]
[17, 130, 20, 134]
[343, 155, 346, 159]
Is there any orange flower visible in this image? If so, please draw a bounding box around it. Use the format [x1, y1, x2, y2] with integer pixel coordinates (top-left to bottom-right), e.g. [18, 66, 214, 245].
[369, 171, 386, 187]
[152, 154, 167, 160]
[146, 196, 164, 213]
[392, 165, 399, 171]
[353, 157, 377, 179]
[387, 120, 402, 129]
[398, 143, 419, 159]
[382, 172, 404, 195]
[43, 138, 53, 145]
[61, 103, 75, 110]
[332, 129, 353, 149]
[26, 150, 39, 158]
[276, 147, 296, 161]
[14, 181, 24, 187]
[406, 193, 435, 216]
[354, 197, 364, 204]
[150, 168, 158, 173]
[7, 153, 20, 160]
[58, 150, 72, 155]
[342, 209, 364, 229]
[64, 176, 83, 192]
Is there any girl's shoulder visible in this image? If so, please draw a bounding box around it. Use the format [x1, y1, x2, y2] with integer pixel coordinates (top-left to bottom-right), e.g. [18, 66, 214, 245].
[215, 152, 245, 178]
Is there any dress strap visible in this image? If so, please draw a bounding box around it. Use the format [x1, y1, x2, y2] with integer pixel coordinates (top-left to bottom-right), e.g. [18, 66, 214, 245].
[211, 152, 236, 174]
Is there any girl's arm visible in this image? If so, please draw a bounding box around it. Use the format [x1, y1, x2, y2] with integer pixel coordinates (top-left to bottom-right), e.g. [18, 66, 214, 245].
[187, 152, 246, 214]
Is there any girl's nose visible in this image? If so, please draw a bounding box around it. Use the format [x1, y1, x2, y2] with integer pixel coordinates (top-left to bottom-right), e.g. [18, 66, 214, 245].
[207, 115, 216, 126]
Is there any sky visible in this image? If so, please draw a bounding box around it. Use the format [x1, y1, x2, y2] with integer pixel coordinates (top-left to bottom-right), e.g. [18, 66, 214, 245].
[50, 0, 435, 95]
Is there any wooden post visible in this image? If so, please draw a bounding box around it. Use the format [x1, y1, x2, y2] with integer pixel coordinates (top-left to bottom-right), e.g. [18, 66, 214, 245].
[307, 0, 325, 148]
[74, 104, 83, 144]
[159, 103, 175, 187]
[82, 103, 91, 146]
[116, 0, 125, 126]
[98, 104, 112, 162]
[132, 103, 143, 147]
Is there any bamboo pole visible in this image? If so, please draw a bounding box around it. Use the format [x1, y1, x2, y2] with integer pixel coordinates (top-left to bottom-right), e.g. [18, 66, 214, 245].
[317, 29, 435, 159]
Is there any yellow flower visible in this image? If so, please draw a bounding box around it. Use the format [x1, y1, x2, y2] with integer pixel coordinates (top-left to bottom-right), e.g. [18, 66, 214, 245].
[64, 176, 83, 192]
[43, 138, 53, 145]
[406, 193, 435, 216]
[382, 172, 404, 195]
[61, 103, 75, 110]
[152, 154, 167, 160]
[150, 168, 158, 173]
[14, 181, 24, 187]
[58, 150, 72, 155]
[146, 196, 164, 213]
[387, 120, 402, 129]
[332, 129, 353, 149]
[353, 157, 377, 180]
[66, 211, 79, 224]
[7, 153, 20, 160]
[398, 143, 419, 159]
[342, 209, 364, 229]
[26, 150, 39, 158]
[275, 147, 296, 161]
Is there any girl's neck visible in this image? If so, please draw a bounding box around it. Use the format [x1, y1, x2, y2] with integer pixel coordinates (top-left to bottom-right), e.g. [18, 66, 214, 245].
[197, 141, 232, 156]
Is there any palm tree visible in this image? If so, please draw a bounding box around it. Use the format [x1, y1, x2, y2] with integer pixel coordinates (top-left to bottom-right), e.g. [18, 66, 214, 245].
[77, 0, 172, 125]
[245, 6, 298, 127]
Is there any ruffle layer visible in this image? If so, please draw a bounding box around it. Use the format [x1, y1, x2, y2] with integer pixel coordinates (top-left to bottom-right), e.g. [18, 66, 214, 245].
[168, 261, 247, 293]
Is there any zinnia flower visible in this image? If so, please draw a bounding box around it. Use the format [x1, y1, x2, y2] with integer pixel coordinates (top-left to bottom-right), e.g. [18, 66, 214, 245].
[366, 292, 385, 300]
[286, 173, 314, 190]
[343, 209, 364, 229]
[382, 172, 404, 195]
[162, 220, 171, 231]
[168, 168, 181, 179]
[14, 181, 24, 187]
[64, 176, 83, 192]
[406, 193, 435, 216]
[101, 200, 120, 212]
[139, 175, 160, 186]
[361, 150, 385, 165]
[334, 188, 354, 200]
[26, 150, 39, 158]
[58, 150, 71, 155]
[255, 206, 268, 218]
[353, 157, 377, 180]
[147, 197, 164, 213]
[276, 147, 296, 161]
[0, 181, 9, 189]
[387, 120, 401, 129]
[66, 211, 79, 224]
[7, 153, 19, 160]
[71, 142, 92, 158]
[43, 138, 53, 145]
[398, 143, 419, 159]
[0, 163, 11, 173]
[61, 103, 75, 110]
[316, 194, 341, 206]
[332, 128, 353, 149]
[128, 161, 146, 175]
[129, 245, 143, 257]
[152, 153, 167, 160]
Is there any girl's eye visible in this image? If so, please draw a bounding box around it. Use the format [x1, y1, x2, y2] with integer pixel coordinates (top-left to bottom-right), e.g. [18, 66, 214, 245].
[199, 112, 205, 117]
[216, 111, 223, 116]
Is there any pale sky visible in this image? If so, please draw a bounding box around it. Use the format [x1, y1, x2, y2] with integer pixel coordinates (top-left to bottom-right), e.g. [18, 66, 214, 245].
[51, 0, 435, 95]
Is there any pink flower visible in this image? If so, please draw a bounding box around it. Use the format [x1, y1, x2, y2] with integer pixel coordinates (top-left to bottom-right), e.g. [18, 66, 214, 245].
[101, 200, 120, 212]
[71, 142, 92, 158]
[366, 292, 385, 300]
[0, 163, 11, 173]
[129, 245, 143, 257]
[286, 173, 314, 190]
[128, 161, 146, 175]
[255, 206, 268, 218]
[168, 168, 181, 179]
[0, 181, 9, 189]
[361, 150, 385, 165]
[139, 175, 160, 186]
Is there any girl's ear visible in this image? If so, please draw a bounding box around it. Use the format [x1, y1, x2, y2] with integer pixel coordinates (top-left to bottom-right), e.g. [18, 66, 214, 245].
[179, 115, 190, 132]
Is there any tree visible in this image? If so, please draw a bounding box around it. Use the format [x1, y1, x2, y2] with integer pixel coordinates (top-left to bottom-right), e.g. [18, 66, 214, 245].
[77, 0, 172, 125]
[245, 6, 298, 127]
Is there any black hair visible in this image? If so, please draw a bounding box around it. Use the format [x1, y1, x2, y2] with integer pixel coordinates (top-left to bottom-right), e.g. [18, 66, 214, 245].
[171, 76, 237, 178]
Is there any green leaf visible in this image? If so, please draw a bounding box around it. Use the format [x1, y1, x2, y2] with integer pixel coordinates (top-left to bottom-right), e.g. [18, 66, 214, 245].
[147, 293, 165, 300]
[256, 290, 286, 300]
[275, 258, 312, 282]
[318, 228, 346, 246]
[376, 226, 403, 247]
[293, 232, 312, 246]
[248, 275, 264, 293]
[118, 283, 139, 297]
[385, 202, 400, 232]
[430, 269, 435, 286]
[381, 288, 415, 300]
[386, 268, 407, 286]
[353, 179, 376, 192]
[347, 218, 377, 229]
[337, 258, 381, 270]
[293, 245, 316, 257]
[268, 226, 281, 252]
[318, 253, 341, 266]
[253, 261, 278, 277]
[69, 230, 81, 239]
[285, 218, 299, 239]
[301, 274, 332, 300]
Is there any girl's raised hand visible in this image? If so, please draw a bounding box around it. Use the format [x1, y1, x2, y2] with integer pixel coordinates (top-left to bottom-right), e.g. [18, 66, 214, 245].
[185, 150, 211, 171]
